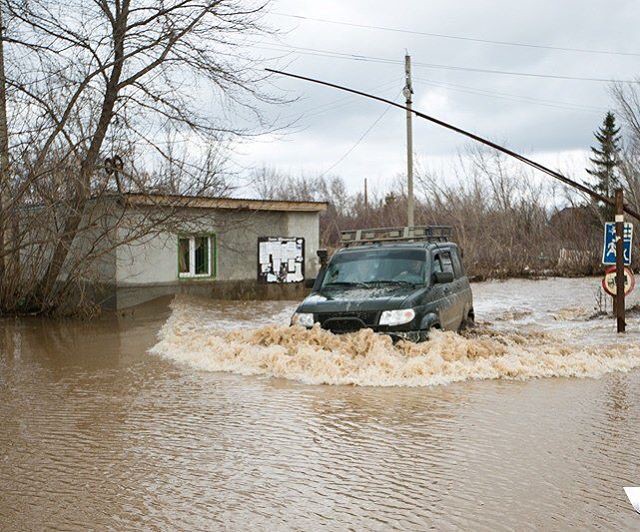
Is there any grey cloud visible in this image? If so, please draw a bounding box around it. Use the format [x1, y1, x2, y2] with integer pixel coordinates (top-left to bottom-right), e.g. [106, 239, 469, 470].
[237, 0, 640, 191]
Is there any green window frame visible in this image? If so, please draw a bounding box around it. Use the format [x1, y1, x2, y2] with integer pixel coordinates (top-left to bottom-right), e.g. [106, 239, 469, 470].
[177, 234, 216, 279]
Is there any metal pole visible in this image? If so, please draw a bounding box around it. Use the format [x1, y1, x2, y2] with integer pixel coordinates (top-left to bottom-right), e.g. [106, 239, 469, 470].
[404, 52, 414, 227]
[615, 188, 625, 333]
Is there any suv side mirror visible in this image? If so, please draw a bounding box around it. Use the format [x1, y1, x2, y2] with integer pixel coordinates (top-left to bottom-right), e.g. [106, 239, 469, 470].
[304, 277, 316, 289]
[317, 249, 329, 268]
[433, 271, 454, 284]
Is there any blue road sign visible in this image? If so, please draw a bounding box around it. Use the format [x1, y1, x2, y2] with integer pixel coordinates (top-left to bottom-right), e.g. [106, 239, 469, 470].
[603, 222, 633, 265]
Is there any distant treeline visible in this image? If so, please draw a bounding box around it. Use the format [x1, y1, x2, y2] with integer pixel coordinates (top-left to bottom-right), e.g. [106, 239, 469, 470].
[253, 141, 640, 279]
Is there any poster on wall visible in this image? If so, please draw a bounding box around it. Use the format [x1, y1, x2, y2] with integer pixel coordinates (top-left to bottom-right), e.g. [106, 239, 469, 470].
[257, 237, 305, 283]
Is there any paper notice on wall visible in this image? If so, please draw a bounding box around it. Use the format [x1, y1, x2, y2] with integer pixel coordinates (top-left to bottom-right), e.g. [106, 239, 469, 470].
[258, 242, 268, 264]
[291, 262, 303, 282]
[284, 241, 297, 260]
[257, 236, 305, 284]
[269, 242, 281, 261]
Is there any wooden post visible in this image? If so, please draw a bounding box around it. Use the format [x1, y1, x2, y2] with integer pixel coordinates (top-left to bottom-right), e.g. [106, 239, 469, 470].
[615, 188, 625, 333]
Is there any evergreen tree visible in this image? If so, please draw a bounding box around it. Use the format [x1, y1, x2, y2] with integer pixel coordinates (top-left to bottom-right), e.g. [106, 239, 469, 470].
[586, 111, 622, 219]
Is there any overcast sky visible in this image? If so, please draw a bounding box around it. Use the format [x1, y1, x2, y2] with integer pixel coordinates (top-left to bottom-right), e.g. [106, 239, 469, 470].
[232, 0, 640, 195]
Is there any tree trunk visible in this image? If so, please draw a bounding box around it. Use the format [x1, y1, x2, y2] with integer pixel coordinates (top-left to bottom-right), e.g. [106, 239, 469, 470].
[0, 6, 10, 290]
[36, 3, 129, 305]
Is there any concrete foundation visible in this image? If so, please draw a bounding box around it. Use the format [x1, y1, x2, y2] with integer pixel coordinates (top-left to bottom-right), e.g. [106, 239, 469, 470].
[114, 280, 311, 310]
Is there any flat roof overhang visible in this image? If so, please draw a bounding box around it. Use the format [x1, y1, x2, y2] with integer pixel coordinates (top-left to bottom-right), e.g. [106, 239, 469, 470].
[120, 193, 328, 213]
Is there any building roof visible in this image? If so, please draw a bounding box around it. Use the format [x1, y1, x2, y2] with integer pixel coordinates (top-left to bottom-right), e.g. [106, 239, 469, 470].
[121, 192, 328, 213]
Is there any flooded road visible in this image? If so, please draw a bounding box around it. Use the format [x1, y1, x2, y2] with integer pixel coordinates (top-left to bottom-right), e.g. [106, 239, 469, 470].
[2, 278, 640, 529]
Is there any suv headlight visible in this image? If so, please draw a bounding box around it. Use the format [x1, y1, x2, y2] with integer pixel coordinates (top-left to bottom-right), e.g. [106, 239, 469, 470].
[379, 308, 415, 326]
[291, 312, 315, 328]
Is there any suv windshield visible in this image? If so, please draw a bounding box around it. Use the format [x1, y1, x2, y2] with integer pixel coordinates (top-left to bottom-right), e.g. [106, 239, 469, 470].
[321, 248, 428, 288]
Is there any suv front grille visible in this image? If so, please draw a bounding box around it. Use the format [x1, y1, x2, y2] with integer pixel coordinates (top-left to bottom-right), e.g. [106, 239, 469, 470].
[317, 311, 379, 333]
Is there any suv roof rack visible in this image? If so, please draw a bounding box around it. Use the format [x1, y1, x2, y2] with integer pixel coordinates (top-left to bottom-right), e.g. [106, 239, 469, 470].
[340, 225, 453, 247]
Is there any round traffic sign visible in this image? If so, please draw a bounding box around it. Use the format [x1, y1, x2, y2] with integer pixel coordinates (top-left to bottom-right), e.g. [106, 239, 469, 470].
[602, 266, 635, 297]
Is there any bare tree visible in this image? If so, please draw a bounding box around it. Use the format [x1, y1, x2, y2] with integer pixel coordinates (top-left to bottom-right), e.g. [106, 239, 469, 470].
[0, 0, 281, 313]
[0, 5, 9, 281]
[612, 82, 640, 213]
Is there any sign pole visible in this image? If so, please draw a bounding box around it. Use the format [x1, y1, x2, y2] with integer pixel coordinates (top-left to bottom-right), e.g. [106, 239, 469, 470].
[615, 188, 625, 333]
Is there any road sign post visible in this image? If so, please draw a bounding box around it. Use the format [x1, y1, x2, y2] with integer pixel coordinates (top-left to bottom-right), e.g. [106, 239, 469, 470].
[615, 189, 626, 333]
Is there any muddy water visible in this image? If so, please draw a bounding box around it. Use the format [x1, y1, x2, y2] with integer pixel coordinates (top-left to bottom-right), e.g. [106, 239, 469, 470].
[2, 278, 640, 529]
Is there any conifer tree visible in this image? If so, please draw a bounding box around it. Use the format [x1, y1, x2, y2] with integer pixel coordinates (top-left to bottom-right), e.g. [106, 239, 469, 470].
[586, 111, 622, 219]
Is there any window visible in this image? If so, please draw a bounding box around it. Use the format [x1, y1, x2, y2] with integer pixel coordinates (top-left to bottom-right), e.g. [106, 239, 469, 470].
[451, 248, 465, 278]
[432, 254, 443, 274]
[178, 235, 215, 278]
[439, 252, 454, 274]
[433, 252, 454, 276]
[320, 248, 427, 288]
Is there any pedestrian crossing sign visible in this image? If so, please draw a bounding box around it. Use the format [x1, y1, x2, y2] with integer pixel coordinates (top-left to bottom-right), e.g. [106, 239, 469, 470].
[602, 222, 633, 265]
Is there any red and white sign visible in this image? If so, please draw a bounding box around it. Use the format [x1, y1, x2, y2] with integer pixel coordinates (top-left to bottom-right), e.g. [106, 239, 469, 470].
[602, 266, 635, 297]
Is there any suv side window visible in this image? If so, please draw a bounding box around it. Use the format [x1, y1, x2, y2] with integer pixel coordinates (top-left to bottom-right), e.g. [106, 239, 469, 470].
[433, 251, 454, 276]
[451, 248, 464, 278]
[432, 254, 443, 273]
[440, 252, 454, 274]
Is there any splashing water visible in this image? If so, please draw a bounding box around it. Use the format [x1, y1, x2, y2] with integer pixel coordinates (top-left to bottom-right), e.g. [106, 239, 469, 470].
[150, 294, 640, 387]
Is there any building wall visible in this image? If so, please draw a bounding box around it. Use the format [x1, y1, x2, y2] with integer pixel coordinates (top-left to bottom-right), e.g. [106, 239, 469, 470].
[116, 230, 177, 285]
[114, 206, 321, 308]
[286, 211, 320, 279]
[217, 210, 288, 281]
[18, 200, 119, 309]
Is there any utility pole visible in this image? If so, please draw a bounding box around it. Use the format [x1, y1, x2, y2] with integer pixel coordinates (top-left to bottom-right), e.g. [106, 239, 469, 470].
[403, 52, 414, 227]
[615, 188, 625, 333]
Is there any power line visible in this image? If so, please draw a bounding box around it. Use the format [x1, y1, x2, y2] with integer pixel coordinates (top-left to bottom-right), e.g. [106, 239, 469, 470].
[416, 78, 602, 111]
[265, 67, 640, 221]
[276, 78, 402, 123]
[250, 41, 640, 84]
[296, 78, 401, 118]
[319, 91, 400, 177]
[271, 12, 640, 58]
[302, 83, 400, 120]
[248, 41, 398, 65]
[411, 60, 636, 83]
[413, 77, 604, 114]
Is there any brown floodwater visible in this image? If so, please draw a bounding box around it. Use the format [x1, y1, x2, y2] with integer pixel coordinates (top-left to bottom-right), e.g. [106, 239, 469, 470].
[2, 278, 640, 529]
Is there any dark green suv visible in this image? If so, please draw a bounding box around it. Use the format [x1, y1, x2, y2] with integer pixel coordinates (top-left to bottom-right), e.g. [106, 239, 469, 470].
[291, 226, 474, 342]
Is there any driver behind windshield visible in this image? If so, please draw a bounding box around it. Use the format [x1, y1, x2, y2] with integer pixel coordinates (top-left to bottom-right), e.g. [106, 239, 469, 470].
[344, 260, 376, 283]
[322, 258, 376, 286]
[392, 260, 425, 284]
[322, 252, 427, 288]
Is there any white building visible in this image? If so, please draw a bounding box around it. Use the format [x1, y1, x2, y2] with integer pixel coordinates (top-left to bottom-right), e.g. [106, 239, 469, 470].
[91, 193, 327, 309]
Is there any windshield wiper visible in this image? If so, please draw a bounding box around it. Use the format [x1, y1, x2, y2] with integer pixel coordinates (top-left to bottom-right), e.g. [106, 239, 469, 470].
[373, 280, 421, 287]
[323, 281, 370, 289]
